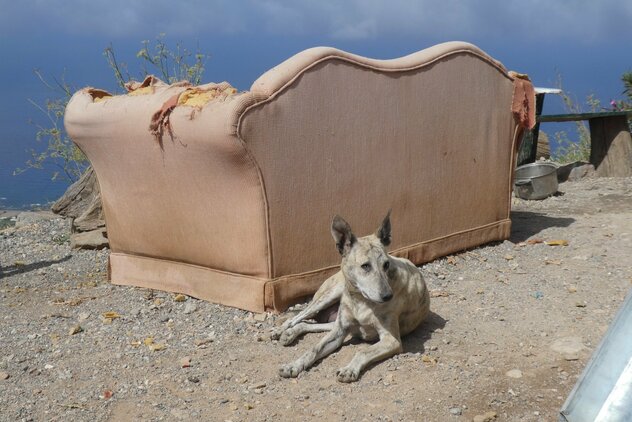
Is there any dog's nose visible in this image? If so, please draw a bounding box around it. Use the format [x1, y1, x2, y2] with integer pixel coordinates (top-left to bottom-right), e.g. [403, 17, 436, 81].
[381, 292, 393, 302]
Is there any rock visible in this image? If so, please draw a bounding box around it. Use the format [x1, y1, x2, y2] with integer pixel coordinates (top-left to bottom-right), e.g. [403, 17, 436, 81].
[69, 325, 83, 335]
[557, 161, 595, 183]
[473, 411, 497, 422]
[70, 228, 108, 250]
[51, 166, 108, 247]
[505, 369, 523, 378]
[52, 166, 103, 224]
[550, 337, 585, 360]
[183, 302, 197, 314]
[0, 371, 9, 380]
[450, 407, 462, 415]
[568, 164, 595, 181]
[180, 356, 191, 368]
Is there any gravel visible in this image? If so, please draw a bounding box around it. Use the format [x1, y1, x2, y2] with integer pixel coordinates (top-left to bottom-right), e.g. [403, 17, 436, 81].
[1, 176, 631, 421]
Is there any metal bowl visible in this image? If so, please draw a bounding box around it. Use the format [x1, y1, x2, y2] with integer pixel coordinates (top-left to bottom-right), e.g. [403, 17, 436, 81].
[514, 162, 558, 200]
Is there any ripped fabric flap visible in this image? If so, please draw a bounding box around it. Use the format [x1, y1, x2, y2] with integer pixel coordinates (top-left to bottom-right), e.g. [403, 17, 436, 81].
[509, 71, 536, 130]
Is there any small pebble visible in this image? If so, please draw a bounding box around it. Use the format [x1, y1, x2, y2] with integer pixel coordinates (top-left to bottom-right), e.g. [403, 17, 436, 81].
[449, 407, 462, 415]
[506, 369, 523, 378]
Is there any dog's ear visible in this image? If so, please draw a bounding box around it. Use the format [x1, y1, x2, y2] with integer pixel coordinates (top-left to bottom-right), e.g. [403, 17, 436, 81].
[331, 215, 356, 255]
[376, 209, 392, 246]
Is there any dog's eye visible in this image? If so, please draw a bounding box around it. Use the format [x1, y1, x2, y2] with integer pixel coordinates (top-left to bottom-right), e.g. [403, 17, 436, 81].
[361, 263, 371, 272]
[383, 261, 390, 271]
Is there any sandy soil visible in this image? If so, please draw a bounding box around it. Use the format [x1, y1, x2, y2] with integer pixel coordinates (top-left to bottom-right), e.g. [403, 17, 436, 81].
[1, 177, 631, 422]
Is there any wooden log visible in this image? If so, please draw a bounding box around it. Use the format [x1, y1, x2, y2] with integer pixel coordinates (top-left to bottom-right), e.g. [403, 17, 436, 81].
[588, 115, 632, 177]
[539, 110, 632, 123]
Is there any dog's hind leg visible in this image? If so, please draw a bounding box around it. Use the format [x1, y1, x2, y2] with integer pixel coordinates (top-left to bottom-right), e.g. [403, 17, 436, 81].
[271, 274, 343, 341]
[279, 322, 336, 346]
[337, 324, 402, 383]
[279, 322, 347, 378]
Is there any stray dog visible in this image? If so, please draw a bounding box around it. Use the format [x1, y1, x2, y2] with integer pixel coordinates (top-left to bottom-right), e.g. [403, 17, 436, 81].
[273, 211, 430, 382]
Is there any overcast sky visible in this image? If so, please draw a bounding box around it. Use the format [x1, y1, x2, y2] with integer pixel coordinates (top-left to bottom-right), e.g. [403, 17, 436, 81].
[1, 0, 631, 207]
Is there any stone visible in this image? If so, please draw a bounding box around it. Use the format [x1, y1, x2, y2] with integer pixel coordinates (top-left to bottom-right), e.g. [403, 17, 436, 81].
[473, 411, 497, 422]
[450, 407, 462, 415]
[69, 325, 83, 335]
[183, 302, 197, 315]
[52, 166, 108, 247]
[70, 228, 108, 250]
[568, 164, 595, 181]
[550, 337, 585, 360]
[557, 161, 595, 183]
[505, 369, 523, 378]
[0, 371, 9, 380]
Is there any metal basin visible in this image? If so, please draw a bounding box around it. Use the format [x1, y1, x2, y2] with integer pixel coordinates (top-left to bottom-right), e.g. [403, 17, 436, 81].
[514, 162, 558, 200]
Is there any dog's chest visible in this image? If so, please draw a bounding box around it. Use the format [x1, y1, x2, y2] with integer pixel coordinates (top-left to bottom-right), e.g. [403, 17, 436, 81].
[343, 298, 386, 341]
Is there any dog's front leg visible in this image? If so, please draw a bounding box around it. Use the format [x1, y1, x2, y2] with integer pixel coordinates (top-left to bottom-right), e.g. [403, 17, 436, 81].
[271, 275, 344, 341]
[337, 323, 402, 383]
[279, 322, 347, 378]
[279, 322, 336, 346]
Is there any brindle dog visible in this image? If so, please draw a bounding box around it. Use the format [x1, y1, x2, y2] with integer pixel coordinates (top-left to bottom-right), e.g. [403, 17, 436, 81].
[274, 212, 430, 382]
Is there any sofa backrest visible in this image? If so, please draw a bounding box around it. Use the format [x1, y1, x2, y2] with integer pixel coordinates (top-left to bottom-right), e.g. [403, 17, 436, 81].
[239, 42, 520, 278]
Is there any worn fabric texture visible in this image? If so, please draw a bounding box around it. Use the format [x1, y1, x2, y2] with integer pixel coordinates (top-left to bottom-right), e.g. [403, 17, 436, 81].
[65, 41, 533, 312]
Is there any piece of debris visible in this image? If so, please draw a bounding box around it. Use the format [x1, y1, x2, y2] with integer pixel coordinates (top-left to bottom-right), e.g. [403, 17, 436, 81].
[174, 294, 187, 302]
[0, 371, 9, 380]
[69, 325, 83, 335]
[545, 239, 569, 246]
[430, 290, 451, 298]
[102, 311, 121, 320]
[180, 357, 191, 368]
[473, 411, 498, 422]
[527, 238, 544, 245]
[421, 355, 438, 365]
[545, 259, 562, 265]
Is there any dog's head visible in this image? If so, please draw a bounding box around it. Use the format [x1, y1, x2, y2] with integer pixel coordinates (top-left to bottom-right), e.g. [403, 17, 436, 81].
[331, 211, 394, 303]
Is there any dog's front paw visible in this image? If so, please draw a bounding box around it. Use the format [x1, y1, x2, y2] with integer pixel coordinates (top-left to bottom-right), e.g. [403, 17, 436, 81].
[270, 326, 286, 341]
[279, 362, 303, 378]
[279, 327, 298, 346]
[336, 366, 360, 383]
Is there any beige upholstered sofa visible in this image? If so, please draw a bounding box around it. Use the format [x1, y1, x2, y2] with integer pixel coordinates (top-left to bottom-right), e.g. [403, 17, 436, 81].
[65, 41, 534, 312]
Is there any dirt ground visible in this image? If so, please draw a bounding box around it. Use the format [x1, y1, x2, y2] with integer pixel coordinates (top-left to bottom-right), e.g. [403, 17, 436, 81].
[1, 176, 631, 422]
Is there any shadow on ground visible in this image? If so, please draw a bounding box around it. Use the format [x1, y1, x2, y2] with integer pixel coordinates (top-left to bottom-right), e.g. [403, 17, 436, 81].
[403, 311, 447, 354]
[0, 255, 71, 278]
[510, 211, 575, 243]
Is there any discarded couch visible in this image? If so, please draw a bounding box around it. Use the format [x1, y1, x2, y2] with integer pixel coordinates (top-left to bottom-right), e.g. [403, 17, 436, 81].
[64, 41, 535, 312]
